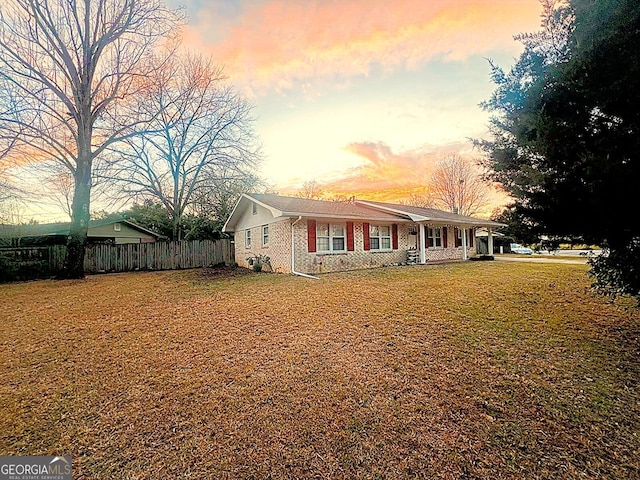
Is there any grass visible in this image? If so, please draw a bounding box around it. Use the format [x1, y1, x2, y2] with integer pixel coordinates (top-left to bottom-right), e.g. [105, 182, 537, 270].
[0, 262, 638, 479]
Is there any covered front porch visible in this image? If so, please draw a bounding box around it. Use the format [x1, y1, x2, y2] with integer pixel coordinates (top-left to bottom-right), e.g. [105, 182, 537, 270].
[405, 222, 497, 264]
[353, 199, 505, 266]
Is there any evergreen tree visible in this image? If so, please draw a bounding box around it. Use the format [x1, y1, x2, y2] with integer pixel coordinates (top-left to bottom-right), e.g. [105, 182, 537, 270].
[480, 0, 640, 301]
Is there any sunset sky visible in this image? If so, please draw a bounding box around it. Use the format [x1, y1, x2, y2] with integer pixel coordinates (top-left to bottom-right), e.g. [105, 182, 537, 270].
[7, 0, 546, 222]
[167, 0, 543, 215]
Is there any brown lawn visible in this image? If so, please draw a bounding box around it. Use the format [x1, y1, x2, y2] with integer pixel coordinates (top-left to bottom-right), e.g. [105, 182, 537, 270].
[0, 262, 638, 479]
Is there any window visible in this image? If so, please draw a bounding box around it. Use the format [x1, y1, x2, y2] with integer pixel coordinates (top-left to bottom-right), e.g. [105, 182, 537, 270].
[252, 202, 257, 215]
[245, 229, 252, 248]
[428, 227, 442, 248]
[316, 222, 346, 252]
[455, 227, 469, 248]
[369, 225, 392, 250]
[113, 223, 121, 232]
[262, 225, 269, 246]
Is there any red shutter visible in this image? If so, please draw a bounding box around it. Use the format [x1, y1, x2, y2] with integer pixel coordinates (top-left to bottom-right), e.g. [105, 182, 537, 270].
[469, 228, 474, 248]
[346, 222, 354, 251]
[442, 227, 448, 248]
[307, 219, 316, 253]
[363, 222, 370, 251]
[392, 224, 398, 250]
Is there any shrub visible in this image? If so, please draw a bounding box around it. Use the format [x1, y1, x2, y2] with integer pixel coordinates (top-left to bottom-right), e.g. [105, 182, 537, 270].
[246, 254, 271, 273]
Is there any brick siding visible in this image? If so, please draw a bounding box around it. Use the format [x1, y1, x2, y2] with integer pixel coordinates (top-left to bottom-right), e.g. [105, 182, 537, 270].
[424, 226, 474, 262]
[234, 219, 475, 274]
[234, 218, 292, 273]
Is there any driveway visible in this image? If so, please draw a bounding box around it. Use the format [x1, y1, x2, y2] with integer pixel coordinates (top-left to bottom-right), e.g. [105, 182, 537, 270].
[494, 255, 588, 265]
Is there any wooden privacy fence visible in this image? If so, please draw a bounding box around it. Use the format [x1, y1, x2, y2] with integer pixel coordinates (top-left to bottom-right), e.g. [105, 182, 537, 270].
[84, 239, 232, 273]
[0, 239, 233, 280]
[0, 245, 66, 281]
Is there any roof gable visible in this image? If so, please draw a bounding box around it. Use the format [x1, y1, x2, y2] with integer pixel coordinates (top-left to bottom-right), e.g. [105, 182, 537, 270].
[223, 193, 408, 232]
[0, 219, 164, 239]
[222, 193, 506, 233]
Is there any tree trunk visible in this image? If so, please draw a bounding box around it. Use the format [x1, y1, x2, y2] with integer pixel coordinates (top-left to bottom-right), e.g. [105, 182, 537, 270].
[62, 158, 92, 279]
[172, 211, 182, 241]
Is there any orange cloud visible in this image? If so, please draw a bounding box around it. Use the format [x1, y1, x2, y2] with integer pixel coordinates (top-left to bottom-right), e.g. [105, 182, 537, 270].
[278, 140, 510, 216]
[183, 0, 541, 94]
[326, 141, 459, 197]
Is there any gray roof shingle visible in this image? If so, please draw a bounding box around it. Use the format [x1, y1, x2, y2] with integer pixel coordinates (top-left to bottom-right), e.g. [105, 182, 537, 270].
[356, 200, 505, 227]
[249, 193, 407, 221]
[223, 193, 506, 231]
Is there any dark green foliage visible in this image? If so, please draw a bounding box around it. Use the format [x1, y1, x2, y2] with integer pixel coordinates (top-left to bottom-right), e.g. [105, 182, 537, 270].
[481, 0, 640, 301]
[589, 240, 640, 304]
[183, 216, 221, 241]
[470, 255, 495, 261]
[122, 201, 174, 239]
[0, 249, 61, 282]
[0, 253, 17, 282]
[119, 201, 224, 241]
[491, 205, 540, 245]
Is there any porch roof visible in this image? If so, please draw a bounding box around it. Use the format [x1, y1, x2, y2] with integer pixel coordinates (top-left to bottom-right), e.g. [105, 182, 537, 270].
[355, 200, 506, 228]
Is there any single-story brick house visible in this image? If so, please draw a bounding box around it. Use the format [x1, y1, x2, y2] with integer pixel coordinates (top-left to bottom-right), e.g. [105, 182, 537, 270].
[223, 193, 504, 275]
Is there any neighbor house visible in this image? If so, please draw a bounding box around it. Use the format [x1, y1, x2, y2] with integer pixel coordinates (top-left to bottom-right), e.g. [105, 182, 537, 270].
[0, 218, 163, 246]
[223, 193, 504, 274]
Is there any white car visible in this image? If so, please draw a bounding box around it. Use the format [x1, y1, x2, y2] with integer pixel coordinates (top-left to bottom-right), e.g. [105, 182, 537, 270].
[510, 243, 534, 255]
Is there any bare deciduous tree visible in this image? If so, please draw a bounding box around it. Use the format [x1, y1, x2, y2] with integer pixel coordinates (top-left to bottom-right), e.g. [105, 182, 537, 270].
[430, 154, 488, 216]
[43, 169, 74, 220]
[104, 53, 259, 239]
[0, 0, 178, 277]
[400, 192, 436, 208]
[297, 180, 324, 200]
[326, 194, 355, 203]
[0, 178, 23, 224]
[0, 171, 18, 205]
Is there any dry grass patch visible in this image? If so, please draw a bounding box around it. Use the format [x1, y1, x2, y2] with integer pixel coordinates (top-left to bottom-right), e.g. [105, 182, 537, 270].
[0, 263, 638, 479]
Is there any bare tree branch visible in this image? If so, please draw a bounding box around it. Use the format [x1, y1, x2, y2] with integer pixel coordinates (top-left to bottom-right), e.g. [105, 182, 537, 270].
[429, 154, 489, 216]
[297, 180, 324, 200]
[101, 52, 260, 239]
[0, 0, 179, 277]
[399, 192, 436, 208]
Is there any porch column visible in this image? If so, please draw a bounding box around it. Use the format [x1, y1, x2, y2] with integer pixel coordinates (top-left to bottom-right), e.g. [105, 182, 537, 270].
[461, 227, 468, 260]
[419, 223, 426, 264]
[487, 227, 494, 255]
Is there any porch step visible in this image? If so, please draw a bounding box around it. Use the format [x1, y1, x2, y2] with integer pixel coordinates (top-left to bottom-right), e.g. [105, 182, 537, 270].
[406, 249, 419, 264]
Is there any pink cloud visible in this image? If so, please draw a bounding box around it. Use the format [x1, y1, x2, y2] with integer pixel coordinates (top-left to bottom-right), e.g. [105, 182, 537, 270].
[182, 0, 542, 94]
[324, 141, 462, 195]
[276, 140, 508, 214]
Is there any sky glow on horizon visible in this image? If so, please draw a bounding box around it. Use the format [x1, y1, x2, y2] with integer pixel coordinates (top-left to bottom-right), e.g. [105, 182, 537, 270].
[167, 0, 543, 215]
